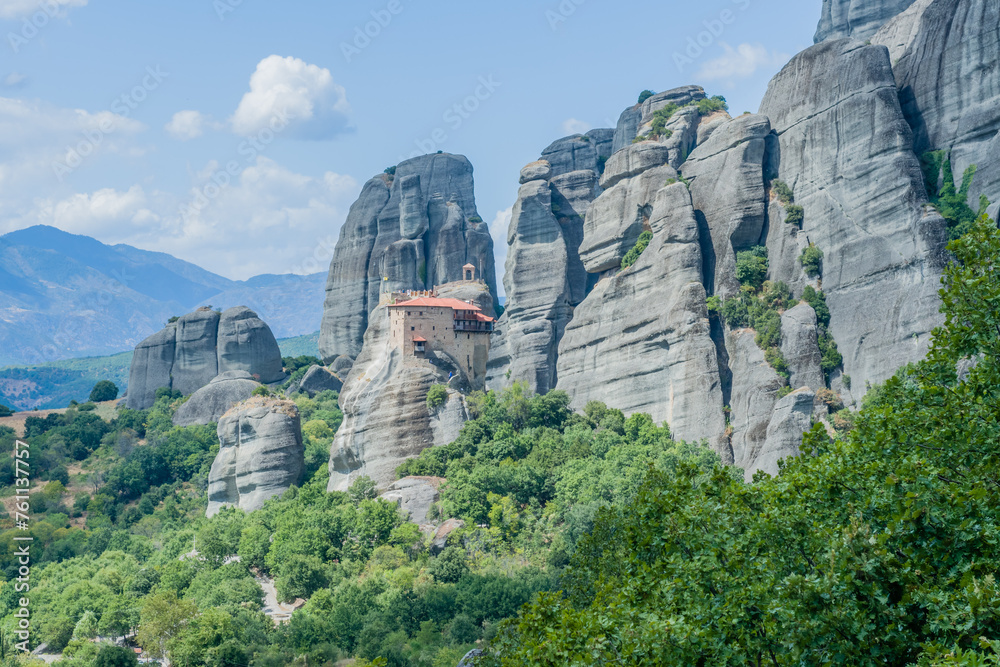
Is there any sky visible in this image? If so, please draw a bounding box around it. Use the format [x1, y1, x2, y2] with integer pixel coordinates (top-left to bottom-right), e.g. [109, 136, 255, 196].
[0, 0, 820, 291]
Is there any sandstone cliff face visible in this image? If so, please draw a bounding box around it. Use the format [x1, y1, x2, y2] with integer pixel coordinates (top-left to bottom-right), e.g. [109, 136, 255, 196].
[873, 0, 1000, 216]
[485, 131, 611, 394]
[327, 282, 490, 493]
[556, 184, 727, 449]
[814, 0, 918, 42]
[126, 306, 284, 410]
[319, 153, 497, 364]
[206, 397, 304, 517]
[759, 38, 948, 401]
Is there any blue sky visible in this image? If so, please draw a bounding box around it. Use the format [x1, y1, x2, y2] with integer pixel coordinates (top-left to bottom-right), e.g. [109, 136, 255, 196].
[0, 0, 819, 288]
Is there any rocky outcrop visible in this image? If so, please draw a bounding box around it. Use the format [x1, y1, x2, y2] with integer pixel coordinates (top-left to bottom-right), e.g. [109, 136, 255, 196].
[380, 476, 443, 524]
[173, 371, 260, 427]
[780, 304, 826, 391]
[747, 388, 816, 480]
[126, 307, 285, 410]
[206, 397, 304, 517]
[726, 329, 784, 473]
[684, 114, 771, 297]
[319, 153, 497, 363]
[611, 86, 706, 154]
[556, 183, 726, 449]
[327, 282, 490, 493]
[814, 0, 918, 42]
[486, 132, 611, 394]
[872, 0, 1000, 215]
[216, 307, 284, 383]
[285, 365, 343, 398]
[759, 39, 948, 400]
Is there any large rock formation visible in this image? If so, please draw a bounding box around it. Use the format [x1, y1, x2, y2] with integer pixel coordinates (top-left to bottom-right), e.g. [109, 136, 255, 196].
[486, 131, 612, 394]
[319, 153, 498, 363]
[814, 0, 919, 42]
[873, 0, 1000, 217]
[327, 282, 490, 493]
[126, 307, 285, 410]
[173, 371, 260, 427]
[759, 38, 948, 401]
[556, 183, 726, 448]
[206, 397, 304, 517]
[684, 113, 772, 297]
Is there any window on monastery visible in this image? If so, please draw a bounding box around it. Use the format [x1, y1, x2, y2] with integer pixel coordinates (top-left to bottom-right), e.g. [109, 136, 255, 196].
[411, 327, 415, 331]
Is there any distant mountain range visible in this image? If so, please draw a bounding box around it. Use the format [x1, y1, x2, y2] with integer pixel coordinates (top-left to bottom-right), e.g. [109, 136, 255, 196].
[0, 225, 326, 366]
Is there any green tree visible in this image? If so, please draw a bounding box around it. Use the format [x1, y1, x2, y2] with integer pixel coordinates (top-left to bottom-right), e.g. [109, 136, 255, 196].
[735, 246, 769, 290]
[136, 590, 197, 660]
[89, 380, 119, 403]
[427, 384, 449, 412]
[92, 643, 139, 667]
[0, 404, 12, 417]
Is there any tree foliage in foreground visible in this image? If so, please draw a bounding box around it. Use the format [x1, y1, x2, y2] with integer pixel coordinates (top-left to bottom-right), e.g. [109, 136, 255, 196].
[488, 215, 1000, 666]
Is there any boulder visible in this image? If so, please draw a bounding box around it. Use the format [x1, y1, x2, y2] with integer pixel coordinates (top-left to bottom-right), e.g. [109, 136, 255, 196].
[759, 39, 948, 400]
[173, 371, 260, 427]
[291, 365, 343, 397]
[126, 307, 284, 410]
[431, 518, 465, 554]
[206, 397, 304, 517]
[380, 476, 444, 524]
[216, 306, 285, 383]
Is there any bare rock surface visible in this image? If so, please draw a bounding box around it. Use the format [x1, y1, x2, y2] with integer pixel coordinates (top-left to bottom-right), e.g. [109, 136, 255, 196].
[207, 397, 304, 517]
[127, 307, 284, 410]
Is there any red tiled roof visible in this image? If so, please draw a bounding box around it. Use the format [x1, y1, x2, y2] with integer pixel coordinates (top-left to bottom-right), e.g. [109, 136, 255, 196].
[387, 297, 482, 311]
[412, 336, 427, 342]
[470, 312, 495, 323]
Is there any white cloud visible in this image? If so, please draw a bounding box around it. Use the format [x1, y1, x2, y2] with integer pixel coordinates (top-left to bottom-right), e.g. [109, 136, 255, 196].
[695, 42, 790, 85]
[3, 72, 26, 87]
[33, 185, 158, 237]
[0, 0, 87, 20]
[165, 110, 212, 140]
[230, 55, 351, 140]
[562, 118, 591, 135]
[14, 158, 362, 279]
[489, 206, 513, 294]
[0, 97, 145, 201]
